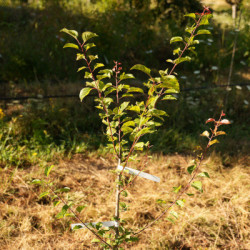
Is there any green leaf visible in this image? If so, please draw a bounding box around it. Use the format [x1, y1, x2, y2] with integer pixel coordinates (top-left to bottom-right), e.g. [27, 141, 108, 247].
[123, 121, 135, 127]
[88, 55, 98, 63]
[60, 28, 78, 39]
[93, 63, 104, 71]
[170, 36, 183, 44]
[97, 229, 106, 236]
[98, 81, 106, 91]
[187, 165, 196, 174]
[184, 13, 196, 20]
[134, 142, 144, 151]
[176, 200, 185, 207]
[82, 31, 98, 43]
[120, 101, 130, 112]
[147, 96, 159, 108]
[76, 53, 84, 60]
[77, 66, 87, 72]
[104, 87, 116, 96]
[97, 74, 111, 81]
[55, 187, 70, 193]
[101, 82, 112, 92]
[120, 202, 127, 209]
[128, 105, 140, 113]
[84, 43, 96, 51]
[79, 87, 92, 101]
[191, 181, 203, 192]
[86, 81, 96, 88]
[31, 179, 41, 184]
[84, 71, 92, 79]
[162, 95, 177, 101]
[99, 69, 113, 75]
[103, 97, 113, 106]
[127, 87, 144, 93]
[45, 165, 54, 177]
[158, 75, 179, 92]
[107, 127, 116, 136]
[55, 204, 70, 219]
[76, 205, 87, 213]
[130, 64, 151, 76]
[174, 56, 192, 65]
[173, 185, 182, 193]
[122, 93, 134, 98]
[198, 172, 210, 178]
[121, 191, 128, 197]
[167, 217, 175, 224]
[200, 14, 213, 26]
[149, 109, 168, 119]
[53, 200, 61, 207]
[63, 43, 79, 50]
[189, 40, 199, 46]
[73, 225, 84, 230]
[197, 29, 211, 35]
[185, 25, 196, 34]
[170, 211, 178, 219]
[148, 85, 156, 96]
[91, 238, 100, 243]
[156, 199, 166, 204]
[186, 193, 194, 196]
[135, 127, 154, 138]
[166, 59, 174, 64]
[121, 126, 133, 135]
[120, 73, 135, 81]
[208, 139, 219, 147]
[97, 69, 112, 79]
[173, 47, 181, 55]
[39, 191, 49, 198]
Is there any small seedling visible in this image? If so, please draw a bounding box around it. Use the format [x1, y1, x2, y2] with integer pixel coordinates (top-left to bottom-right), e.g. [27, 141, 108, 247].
[32, 7, 231, 249]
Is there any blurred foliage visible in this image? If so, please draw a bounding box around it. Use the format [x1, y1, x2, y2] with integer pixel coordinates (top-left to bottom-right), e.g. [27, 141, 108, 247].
[0, 83, 249, 168]
[0, 0, 249, 168]
[0, 0, 248, 83]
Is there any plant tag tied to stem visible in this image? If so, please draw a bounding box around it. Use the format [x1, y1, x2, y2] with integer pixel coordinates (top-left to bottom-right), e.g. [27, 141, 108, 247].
[71, 221, 119, 230]
[117, 165, 160, 183]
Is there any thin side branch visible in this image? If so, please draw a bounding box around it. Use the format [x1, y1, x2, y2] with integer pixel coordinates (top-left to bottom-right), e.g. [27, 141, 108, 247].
[45, 183, 112, 248]
[133, 111, 225, 235]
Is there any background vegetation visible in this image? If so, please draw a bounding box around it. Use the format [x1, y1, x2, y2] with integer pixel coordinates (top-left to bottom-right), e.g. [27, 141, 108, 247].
[0, 0, 249, 248]
[0, 0, 249, 166]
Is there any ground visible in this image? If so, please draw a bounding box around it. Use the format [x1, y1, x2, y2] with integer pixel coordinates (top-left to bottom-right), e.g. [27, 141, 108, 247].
[0, 153, 249, 249]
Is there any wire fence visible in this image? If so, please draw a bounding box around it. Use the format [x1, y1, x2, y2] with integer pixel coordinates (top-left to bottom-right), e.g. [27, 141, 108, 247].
[0, 82, 249, 101]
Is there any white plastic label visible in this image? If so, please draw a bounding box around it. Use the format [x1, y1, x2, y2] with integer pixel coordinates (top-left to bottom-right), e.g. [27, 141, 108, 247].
[117, 165, 160, 182]
[71, 221, 119, 230]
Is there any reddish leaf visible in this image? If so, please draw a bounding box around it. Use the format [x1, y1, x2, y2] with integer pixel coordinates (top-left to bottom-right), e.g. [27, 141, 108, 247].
[221, 111, 226, 117]
[206, 118, 215, 124]
[219, 119, 230, 125]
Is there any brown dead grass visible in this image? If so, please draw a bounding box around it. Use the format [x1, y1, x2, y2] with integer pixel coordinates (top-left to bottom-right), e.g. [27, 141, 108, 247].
[0, 153, 249, 249]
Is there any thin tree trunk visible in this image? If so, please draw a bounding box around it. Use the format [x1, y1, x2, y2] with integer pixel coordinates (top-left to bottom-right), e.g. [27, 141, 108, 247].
[115, 159, 121, 241]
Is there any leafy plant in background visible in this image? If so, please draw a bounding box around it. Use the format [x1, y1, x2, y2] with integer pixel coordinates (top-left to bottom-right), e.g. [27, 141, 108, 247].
[32, 7, 231, 249]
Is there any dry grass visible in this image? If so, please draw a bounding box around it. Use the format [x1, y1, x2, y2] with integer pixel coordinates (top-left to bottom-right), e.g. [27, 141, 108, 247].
[0, 153, 249, 249]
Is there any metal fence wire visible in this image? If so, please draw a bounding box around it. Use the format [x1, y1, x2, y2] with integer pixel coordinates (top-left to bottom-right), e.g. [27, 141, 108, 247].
[0, 83, 249, 101]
